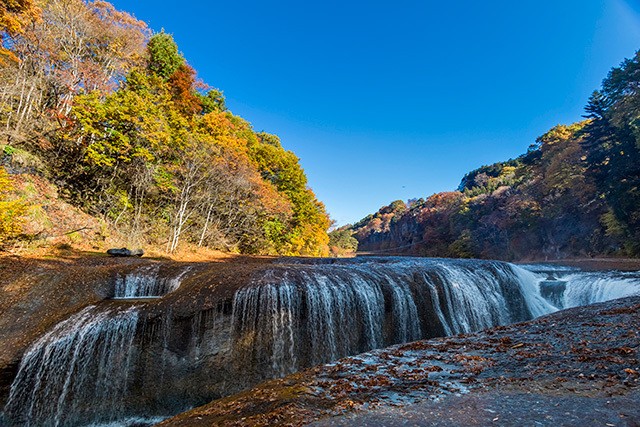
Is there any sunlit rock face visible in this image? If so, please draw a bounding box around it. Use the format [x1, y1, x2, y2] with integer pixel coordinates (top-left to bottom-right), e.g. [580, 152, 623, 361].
[3, 258, 639, 426]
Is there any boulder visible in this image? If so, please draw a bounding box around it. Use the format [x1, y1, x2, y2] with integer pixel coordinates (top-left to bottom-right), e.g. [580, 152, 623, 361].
[106, 248, 144, 257]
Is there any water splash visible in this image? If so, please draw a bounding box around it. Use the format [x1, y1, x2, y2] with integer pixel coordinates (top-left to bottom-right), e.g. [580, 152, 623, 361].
[4, 306, 139, 427]
[520, 264, 640, 309]
[562, 271, 640, 308]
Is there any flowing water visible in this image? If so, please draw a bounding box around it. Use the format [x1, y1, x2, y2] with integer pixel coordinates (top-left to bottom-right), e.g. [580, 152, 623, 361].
[3, 257, 640, 426]
[3, 306, 139, 427]
[113, 265, 190, 299]
[230, 258, 550, 377]
[520, 264, 640, 309]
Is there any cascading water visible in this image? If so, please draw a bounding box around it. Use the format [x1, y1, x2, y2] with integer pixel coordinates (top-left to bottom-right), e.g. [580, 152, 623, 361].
[114, 265, 190, 298]
[4, 257, 639, 427]
[3, 265, 195, 427]
[521, 264, 640, 309]
[231, 267, 418, 376]
[563, 271, 640, 307]
[4, 306, 139, 427]
[230, 258, 555, 378]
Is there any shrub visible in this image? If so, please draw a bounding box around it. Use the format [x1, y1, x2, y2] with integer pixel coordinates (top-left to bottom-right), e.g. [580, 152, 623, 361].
[0, 166, 27, 244]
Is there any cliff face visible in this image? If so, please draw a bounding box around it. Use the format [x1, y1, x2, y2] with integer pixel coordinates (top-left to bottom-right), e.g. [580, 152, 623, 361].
[0, 255, 275, 419]
[160, 296, 640, 426]
[354, 210, 425, 255]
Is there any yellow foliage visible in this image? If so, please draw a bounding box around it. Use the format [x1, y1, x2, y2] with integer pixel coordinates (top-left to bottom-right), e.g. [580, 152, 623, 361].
[0, 167, 27, 243]
[0, 0, 40, 63]
[200, 112, 249, 154]
[499, 165, 516, 177]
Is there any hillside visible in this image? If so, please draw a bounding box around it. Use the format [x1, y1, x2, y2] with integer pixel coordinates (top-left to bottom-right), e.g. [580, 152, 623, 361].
[0, 0, 329, 257]
[349, 51, 640, 261]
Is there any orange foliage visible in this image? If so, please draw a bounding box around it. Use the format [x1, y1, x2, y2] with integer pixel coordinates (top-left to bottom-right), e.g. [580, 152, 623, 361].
[168, 64, 203, 115]
[201, 112, 249, 154]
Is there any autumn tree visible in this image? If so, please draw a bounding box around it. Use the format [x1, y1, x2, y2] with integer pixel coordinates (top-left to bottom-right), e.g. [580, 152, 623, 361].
[168, 64, 203, 115]
[250, 134, 330, 255]
[0, 165, 26, 244]
[0, 1, 331, 256]
[0, 0, 148, 142]
[0, 0, 40, 62]
[328, 228, 358, 256]
[582, 50, 640, 254]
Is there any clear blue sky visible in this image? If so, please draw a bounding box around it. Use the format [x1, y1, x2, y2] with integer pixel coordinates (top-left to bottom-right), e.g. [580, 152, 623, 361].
[109, 0, 640, 226]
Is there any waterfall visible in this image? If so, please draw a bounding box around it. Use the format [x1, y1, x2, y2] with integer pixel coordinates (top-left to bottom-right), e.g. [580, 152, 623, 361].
[114, 266, 190, 298]
[230, 258, 555, 378]
[4, 257, 638, 426]
[510, 265, 558, 317]
[4, 306, 139, 427]
[230, 267, 419, 376]
[563, 271, 640, 307]
[521, 266, 640, 309]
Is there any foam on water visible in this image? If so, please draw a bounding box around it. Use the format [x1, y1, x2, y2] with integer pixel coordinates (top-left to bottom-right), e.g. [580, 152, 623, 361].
[4, 306, 139, 427]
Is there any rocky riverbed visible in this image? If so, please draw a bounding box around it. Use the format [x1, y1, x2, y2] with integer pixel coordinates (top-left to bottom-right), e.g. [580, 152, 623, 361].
[161, 296, 640, 426]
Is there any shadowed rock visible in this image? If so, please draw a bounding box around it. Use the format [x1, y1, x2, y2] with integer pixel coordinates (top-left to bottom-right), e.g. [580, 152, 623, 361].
[159, 296, 640, 427]
[107, 248, 144, 257]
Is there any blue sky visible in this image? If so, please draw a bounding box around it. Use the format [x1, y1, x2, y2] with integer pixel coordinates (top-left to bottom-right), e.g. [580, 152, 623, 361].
[109, 0, 640, 226]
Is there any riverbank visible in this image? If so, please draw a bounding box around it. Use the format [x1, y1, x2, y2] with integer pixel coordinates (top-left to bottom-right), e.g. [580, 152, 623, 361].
[161, 296, 640, 426]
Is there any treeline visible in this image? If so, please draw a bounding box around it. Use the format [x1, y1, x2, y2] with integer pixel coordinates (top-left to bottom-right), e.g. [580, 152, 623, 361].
[0, 0, 329, 255]
[351, 51, 640, 260]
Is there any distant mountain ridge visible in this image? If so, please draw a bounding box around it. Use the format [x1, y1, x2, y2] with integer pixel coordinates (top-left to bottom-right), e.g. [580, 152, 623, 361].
[350, 51, 640, 260]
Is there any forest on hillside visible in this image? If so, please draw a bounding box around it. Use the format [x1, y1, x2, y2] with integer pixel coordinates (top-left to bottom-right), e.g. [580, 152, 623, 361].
[2, 2, 638, 260]
[0, 0, 330, 255]
[349, 51, 640, 260]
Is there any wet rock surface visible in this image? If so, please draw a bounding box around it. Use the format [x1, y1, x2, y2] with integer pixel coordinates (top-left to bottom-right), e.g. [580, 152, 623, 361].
[312, 389, 640, 426]
[0, 255, 275, 411]
[161, 296, 640, 426]
[2, 257, 639, 425]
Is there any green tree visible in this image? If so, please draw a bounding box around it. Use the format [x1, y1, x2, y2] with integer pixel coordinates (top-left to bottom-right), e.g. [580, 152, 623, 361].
[328, 228, 358, 256]
[199, 89, 226, 113]
[582, 50, 640, 254]
[147, 31, 185, 80]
